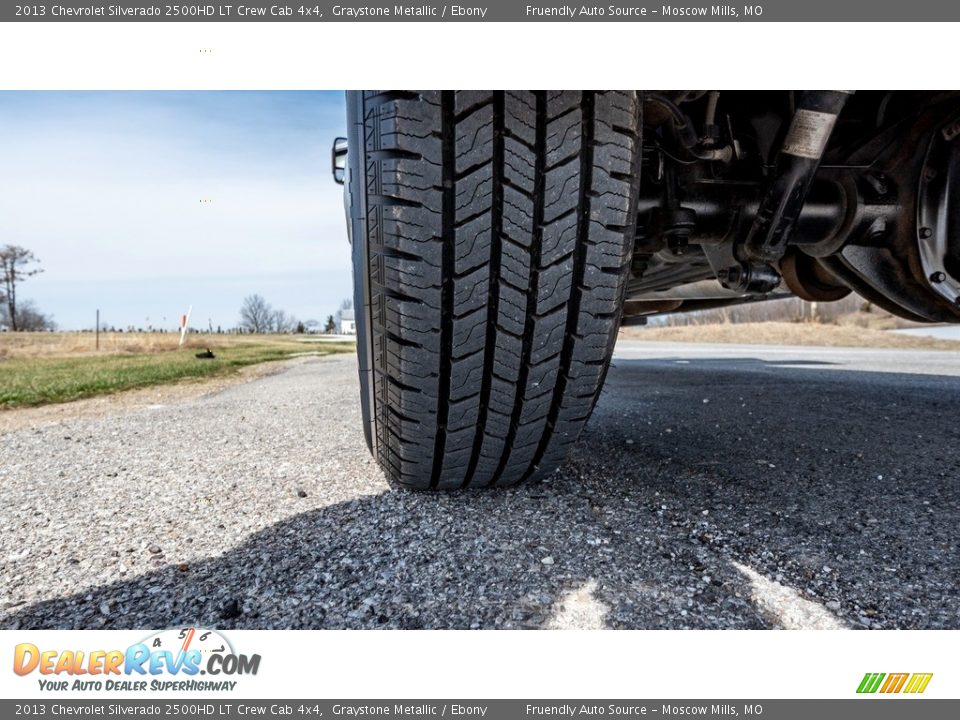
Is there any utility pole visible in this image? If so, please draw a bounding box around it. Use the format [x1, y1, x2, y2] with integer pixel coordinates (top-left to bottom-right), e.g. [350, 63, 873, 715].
[96, 309, 100, 350]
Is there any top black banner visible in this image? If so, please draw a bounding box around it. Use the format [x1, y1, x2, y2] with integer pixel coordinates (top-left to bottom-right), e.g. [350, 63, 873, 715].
[4, 0, 958, 22]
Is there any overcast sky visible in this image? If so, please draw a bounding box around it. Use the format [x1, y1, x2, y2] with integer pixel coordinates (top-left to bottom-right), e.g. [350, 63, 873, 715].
[0, 91, 351, 331]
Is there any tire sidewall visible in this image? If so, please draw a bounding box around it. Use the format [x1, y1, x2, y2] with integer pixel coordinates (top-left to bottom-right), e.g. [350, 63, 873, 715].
[346, 91, 376, 455]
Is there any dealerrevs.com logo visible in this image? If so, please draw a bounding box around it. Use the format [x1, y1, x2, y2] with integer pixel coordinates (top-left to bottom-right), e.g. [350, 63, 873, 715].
[857, 673, 933, 694]
[13, 627, 260, 693]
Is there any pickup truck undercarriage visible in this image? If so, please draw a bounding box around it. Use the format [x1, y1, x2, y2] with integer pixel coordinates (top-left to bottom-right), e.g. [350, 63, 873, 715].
[337, 91, 960, 489]
[623, 90, 960, 324]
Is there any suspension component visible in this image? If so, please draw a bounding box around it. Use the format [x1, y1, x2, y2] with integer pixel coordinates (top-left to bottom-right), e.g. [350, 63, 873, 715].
[716, 262, 782, 294]
[628, 91, 960, 322]
[917, 112, 960, 307]
[744, 91, 853, 263]
[780, 250, 852, 302]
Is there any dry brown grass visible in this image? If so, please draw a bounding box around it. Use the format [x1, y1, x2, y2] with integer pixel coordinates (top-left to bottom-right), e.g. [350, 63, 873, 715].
[621, 321, 960, 351]
[0, 332, 317, 361]
[831, 310, 922, 331]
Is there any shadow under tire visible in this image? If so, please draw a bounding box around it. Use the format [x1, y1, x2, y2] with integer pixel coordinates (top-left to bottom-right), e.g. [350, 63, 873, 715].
[348, 90, 642, 489]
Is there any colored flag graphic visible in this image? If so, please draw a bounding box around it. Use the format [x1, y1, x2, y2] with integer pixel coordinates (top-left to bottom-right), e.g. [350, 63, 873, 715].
[857, 672, 933, 694]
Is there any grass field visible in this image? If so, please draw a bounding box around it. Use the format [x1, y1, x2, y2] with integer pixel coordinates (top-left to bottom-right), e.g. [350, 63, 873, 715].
[0, 332, 355, 409]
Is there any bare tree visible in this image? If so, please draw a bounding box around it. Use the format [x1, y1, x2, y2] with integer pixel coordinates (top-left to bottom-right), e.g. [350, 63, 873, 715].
[3, 299, 55, 331]
[239, 294, 302, 334]
[239, 294, 273, 333]
[0, 245, 44, 331]
[270, 308, 298, 333]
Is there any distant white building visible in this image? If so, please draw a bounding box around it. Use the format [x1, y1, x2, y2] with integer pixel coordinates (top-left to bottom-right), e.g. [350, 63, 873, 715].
[339, 309, 356, 335]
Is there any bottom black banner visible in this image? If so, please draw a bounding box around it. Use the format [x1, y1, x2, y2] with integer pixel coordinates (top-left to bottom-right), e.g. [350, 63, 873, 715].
[3, 700, 958, 719]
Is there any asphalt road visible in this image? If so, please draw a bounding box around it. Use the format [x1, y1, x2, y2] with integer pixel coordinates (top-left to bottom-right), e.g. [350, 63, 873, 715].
[1, 342, 958, 630]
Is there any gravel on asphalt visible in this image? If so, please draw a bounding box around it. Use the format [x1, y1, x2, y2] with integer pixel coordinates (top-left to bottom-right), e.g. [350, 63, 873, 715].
[1, 349, 958, 629]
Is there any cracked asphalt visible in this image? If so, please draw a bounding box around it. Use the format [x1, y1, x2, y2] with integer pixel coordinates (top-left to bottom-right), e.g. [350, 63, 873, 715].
[1, 342, 958, 630]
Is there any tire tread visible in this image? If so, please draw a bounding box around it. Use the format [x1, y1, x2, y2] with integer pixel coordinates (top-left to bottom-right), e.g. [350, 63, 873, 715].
[356, 90, 641, 488]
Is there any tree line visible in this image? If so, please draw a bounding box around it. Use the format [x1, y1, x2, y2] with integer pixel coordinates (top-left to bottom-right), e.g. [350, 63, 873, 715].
[1, 243, 352, 335]
[238, 294, 352, 335]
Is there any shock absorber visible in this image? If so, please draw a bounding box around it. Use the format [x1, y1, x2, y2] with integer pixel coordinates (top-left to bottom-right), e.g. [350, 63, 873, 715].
[744, 91, 854, 263]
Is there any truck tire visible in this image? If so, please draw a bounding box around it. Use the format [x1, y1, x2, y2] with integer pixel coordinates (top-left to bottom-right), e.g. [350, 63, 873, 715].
[346, 90, 642, 489]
